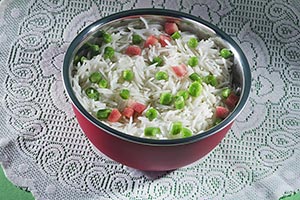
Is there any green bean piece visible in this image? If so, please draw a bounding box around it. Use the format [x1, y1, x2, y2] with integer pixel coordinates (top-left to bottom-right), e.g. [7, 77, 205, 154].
[104, 46, 114, 59]
[132, 34, 142, 44]
[171, 31, 181, 39]
[119, 89, 130, 99]
[182, 127, 192, 138]
[160, 92, 173, 105]
[96, 109, 112, 120]
[122, 70, 134, 81]
[152, 56, 163, 66]
[220, 48, 233, 59]
[188, 38, 198, 48]
[144, 127, 161, 136]
[188, 81, 202, 97]
[174, 96, 185, 109]
[98, 79, 108, 88]
[189, 73, 202, 82]
[188, 56, 198, 67]
[170, 122, 183, 135]
[155, 71, 168, 80]
[103, 32, 112, 43]
[89, 72, 102, 83]
[85, 87, 99, 101]
[145, 108, 158, 121]
[203, 75, 217, 86]
[221, 88, 231, 98]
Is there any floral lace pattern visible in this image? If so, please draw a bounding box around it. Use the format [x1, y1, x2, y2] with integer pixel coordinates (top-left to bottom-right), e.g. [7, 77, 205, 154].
[0, 0, 299, 199]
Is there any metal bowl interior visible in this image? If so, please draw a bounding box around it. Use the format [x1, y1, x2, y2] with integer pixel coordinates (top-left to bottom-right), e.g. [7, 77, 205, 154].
[63, 8, 251, 146]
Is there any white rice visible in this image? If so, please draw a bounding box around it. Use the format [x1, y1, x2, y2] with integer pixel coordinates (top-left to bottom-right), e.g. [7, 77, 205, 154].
[72, 18, 232, 139]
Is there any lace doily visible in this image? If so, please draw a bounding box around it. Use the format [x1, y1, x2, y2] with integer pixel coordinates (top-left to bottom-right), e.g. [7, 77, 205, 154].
[0, 0, 299, 199]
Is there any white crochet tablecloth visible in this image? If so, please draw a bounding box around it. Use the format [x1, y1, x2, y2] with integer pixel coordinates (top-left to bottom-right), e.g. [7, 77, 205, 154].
[0, 0, 299, 199]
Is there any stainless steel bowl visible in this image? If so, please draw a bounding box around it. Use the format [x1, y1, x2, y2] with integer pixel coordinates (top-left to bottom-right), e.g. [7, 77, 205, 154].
[63, 9, 251, 171]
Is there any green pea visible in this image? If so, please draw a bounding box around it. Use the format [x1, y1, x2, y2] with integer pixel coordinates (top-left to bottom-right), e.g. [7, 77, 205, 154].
[95, 30, 105, 38]
[152, 56, 164, 66]
[189, 73, 202, 82]
[103, 32, 112, 43]
[80, 56, 87, 63]
[98, 79, 108, 88]
[170, 122, 182, 135]
[188, 56, 198, 67]
[160, 92, 173, 105]
[104, 46, 114, 59]
[89, 72, 102, 83]
[145, 108, 158, 121]
[221, 88, 231, 98]
[171, 31, 181, 39]
[187, 38, 198, 48]
[174, 96, 185, 109]
[119, 89, 130, 99]
[89, 44, 100, 53]
[176, 90, 189, 100]
[144, 127, 161, 136]
[214, 118, 222, 125]
[155, 71, 168, 80]
[122, 70, 134, 81]
[96, 109, 112, 120]
[188, 81, 202, 97]
[85, 87, 99, 101]
[74, 55, 80, 65]
[132, 34, 142, 44]
[181, 127, 192, 138]
[220, 48, 233, 59]
[82, 42, 92, 49]
[203, 75, 217, 86]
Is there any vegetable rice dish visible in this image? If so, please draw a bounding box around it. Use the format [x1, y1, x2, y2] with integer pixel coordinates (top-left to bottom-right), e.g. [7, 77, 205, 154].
[71, 17, 239, 139]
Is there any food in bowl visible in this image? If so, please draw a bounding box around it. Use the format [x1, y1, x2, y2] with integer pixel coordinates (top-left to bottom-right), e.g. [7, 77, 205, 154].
[71, 17, 239, 140]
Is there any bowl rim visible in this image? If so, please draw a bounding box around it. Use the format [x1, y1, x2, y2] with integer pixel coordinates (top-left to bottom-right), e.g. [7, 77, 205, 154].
[62, 8, 251, 146]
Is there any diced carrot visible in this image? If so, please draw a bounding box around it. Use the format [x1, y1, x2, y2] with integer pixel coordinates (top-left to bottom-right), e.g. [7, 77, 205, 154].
[225, 92, 239, 109]
[144, 35, 158, 48]
[159, 34, 171, 47]
[108, 109, 122, 122]
[171, 64, 187, 77]
[131, 102, 147, 114]
[215, 106, 230, 119]
[125, 45, 142, 56]
[122, 107, 134, 118]
[164, 22, 179, 35]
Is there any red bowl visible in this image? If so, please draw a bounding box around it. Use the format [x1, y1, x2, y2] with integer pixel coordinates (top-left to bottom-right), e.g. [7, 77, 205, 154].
[63, 9, 251, 171]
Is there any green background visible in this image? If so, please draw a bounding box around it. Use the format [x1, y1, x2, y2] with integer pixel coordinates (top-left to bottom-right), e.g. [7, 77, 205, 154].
[0, 165, 299, 200]
[0, 165, 34, 200]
